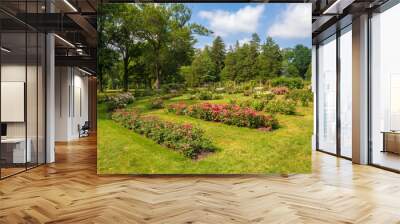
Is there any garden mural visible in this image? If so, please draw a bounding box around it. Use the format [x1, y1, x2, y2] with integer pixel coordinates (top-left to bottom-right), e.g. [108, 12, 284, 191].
[97, 3, 313, 174]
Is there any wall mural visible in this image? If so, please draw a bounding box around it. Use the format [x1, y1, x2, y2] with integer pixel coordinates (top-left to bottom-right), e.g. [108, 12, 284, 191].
[97, 3, 313, 174]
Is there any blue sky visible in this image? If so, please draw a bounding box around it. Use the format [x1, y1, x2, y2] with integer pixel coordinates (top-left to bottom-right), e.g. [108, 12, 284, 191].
[185, 3, 312, 50]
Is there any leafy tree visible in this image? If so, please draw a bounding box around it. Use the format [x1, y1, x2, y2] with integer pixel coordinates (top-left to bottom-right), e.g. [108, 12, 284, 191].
[180, 65, 194, 87]
[188, 48, 217, 86]
[292, 44, 311, 79]
[138, 4, 210, 89]
[281, 48, 299, 77]
[305, 64, 312, 80]
[100, 4, 143, 91]
[210, 36, 226, 81]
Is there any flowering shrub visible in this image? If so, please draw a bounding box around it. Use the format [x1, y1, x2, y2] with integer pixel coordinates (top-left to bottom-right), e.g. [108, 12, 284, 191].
[253, 91, 271, 99]
[106, 92, 135, 111]
[148, 98, 164, 109]
[239, 100, 267, 111]
[270, 87, 289, 95]
[168, 102, 278, 130]
[167, 102, 188, 115]
[264, 99, 296, 115]
[285, 89, 313, 106]
[112, 110, 215, 159]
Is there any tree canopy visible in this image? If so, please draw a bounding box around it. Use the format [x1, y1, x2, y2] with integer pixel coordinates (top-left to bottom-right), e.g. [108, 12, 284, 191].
[99, 4, 311, 91]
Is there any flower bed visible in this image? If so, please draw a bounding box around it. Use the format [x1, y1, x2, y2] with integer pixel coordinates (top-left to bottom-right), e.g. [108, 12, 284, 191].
[168, 102, 278, 130]
[112, 110, 216, 159]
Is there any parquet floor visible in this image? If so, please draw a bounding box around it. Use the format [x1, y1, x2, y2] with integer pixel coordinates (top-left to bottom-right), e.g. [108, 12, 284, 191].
[1, 135, 400, 223]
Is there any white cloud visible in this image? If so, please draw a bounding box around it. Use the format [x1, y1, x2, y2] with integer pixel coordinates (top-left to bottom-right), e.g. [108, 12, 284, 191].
[198, 5, 265, 37]
[267, 4, 311, 39]
[238, 37, 251, 46]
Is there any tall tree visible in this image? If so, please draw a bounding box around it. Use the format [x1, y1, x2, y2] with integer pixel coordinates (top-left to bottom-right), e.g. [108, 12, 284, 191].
[292, 44, 311, 79]
[221, 47, 238, 81]
[189, 48, 216, 86]
[235, 43, 256, 82]
[138, 4, 210, 89]
[249, 33, 261, 52]
[101, 4, 143, 91]
[210, 36, 226, 81]
[281, 48, 299, 77]
[257, 37, 282, 79]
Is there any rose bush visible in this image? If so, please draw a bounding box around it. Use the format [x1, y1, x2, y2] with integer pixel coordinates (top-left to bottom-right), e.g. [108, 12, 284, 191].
[106, 92, 135, 111]
[112, 110, 216, 159]
[270, 87, 289, 95]
[148, 97, 164, 109]
[168, 102, 278, 130]
[264, 99, 296, 115]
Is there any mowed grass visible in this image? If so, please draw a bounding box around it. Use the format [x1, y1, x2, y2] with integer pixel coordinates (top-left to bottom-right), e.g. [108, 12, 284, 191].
[97, 94, 312, 174]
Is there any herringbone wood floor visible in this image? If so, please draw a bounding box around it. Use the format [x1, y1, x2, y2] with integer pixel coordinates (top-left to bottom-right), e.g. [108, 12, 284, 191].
[1, 135, 400, 224]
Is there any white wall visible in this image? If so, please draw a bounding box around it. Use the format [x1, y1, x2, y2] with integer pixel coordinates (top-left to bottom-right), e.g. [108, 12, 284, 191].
[55, 66, 89, 141]
[312, 45, 317, 151]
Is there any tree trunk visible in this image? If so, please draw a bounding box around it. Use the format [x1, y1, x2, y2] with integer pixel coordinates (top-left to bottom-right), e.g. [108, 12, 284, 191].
[98, 72, 104, 92]
[154, 63, 161, 89]
[123, 57, 129, 92]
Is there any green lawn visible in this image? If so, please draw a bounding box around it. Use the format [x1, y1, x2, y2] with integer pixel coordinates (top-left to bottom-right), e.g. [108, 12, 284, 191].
[97, 94, 312, 174]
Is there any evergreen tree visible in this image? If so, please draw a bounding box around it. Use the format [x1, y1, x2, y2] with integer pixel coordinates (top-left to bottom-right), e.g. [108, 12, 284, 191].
[257, 37, 282, 80]
[221, 49, 238, 81]
[249, 33, 261, 52]
[210, 36, 226, 81]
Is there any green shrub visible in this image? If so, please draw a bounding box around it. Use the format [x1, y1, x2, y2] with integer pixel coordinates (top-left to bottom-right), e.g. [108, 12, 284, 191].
[148, 98, 164, 109]
[112, 110, 216, 159]
[243, 90, 252, 96]
[251, 100, 267, 111]
[97, 93, 108, 103]
[198, 91, 213, 100]
[190, 90, 223, 100]
[106, 92, 135, 111]
[133, 89, 154, 97]
[253, 91, 271, 99]
[160, 83, 185, 93]
[271, 77, 304, 89]
[286, 89, 313, 106]
[265, 92, 276, 101]
[265, 99, 296, 115]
